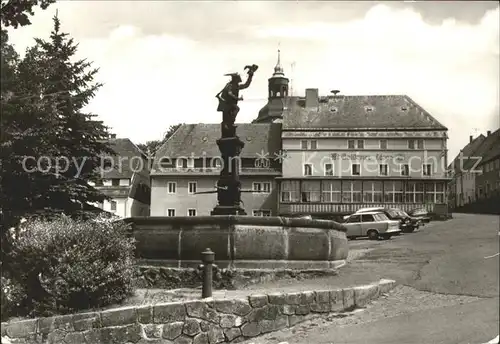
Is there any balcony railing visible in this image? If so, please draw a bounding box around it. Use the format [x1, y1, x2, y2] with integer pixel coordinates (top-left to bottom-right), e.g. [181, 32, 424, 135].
[279, 202, 437, 215]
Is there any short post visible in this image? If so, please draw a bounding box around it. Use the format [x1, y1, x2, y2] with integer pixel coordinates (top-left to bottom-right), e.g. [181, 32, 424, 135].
[201, 248, 215, 298]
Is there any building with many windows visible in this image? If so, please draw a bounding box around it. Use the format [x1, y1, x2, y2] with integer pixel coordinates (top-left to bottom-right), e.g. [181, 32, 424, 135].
[476, 129, 500, 199]
[150, 123, 281, 216]
[448, 128, 500, 214]
[149, 52, 452, 218]
[90, 137, 151, 217]
[448, 134, 486, 208]
[277, 89, 450, 217]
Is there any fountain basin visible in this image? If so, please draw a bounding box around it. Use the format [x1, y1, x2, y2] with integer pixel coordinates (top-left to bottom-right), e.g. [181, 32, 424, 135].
[123, 216, 348, 269]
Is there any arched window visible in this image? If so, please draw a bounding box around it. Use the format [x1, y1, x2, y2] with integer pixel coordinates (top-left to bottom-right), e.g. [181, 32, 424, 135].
[276, 91, 281, 97]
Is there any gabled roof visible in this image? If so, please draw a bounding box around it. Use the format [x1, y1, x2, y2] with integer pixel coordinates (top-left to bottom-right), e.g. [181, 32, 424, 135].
[450, 134, 486, 172]
[102, 138, 149, 179]
[476, 129, 500, 166]
[152, 123, 282, 170]
[282, 95, 447, 130]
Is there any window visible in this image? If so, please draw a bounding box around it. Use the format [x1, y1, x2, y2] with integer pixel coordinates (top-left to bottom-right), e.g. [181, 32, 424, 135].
[188, 181, 197, 194]
[342, 181, 362, 203]
[435, 182, 445, 203]
[167, 209, 176, 217]
[400, 164, 409, 176]
[321, 180, 341, 203]
[280, 181, 300, 202]
[379, 164, 388, 176]
[301, 181, 321, 202]
[496, 159, 500, 169]
[176, 158, 187, 169]
[422, 164, 432, 176]
[384, 181, 403, 203]
[301, 140, 317, 150]
[361, 214, 375, 222]
[110, 201, 117, 211]
[167, 182, 177, 194]
[408, 139, 415, 149]
[362, 181, 383, 203]
[425, 183, 435, 203]
[213, 159, 222, 168]
[324, 163, 333, 176]
[379, 140, 387, 150]
[304, 164, 313, 176]
[112, 179, 120, 186]
[253, 210, 271, 217]
[253, 182, 271, 193]
[405, 182, 424, 203]
[347, 214, 361, 223]
[119, 179, 130, 186]
[348, 139, 364, 149]
[188, 209, 196, 216]
[351, 163, 361, 176]
[417, 139, 424, 149]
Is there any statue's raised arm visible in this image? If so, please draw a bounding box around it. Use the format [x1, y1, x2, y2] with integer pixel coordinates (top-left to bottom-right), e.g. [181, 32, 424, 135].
[238, 64, 259, 90]
[215, 64, 258, 130]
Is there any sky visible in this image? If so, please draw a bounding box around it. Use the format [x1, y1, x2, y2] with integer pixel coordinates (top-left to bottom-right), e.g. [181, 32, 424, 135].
[6, 0, 500, 160]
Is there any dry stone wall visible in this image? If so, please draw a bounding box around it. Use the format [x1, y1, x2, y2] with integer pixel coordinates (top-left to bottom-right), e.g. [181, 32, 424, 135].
[1, 279, 396, 344]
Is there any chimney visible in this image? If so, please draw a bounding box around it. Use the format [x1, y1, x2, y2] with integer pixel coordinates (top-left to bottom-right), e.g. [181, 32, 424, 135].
[469, 135, 473, 143]
[110, 134, 117, 139]
[487, 130, 491, 136]
[305, 88, 319, 108]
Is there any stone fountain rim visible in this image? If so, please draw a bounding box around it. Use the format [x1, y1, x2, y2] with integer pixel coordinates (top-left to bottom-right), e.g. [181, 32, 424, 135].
[122, 215, 346, 232]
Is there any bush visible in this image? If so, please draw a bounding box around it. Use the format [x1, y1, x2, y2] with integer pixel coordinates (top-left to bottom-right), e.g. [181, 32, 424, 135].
[6, 215, 136, 318]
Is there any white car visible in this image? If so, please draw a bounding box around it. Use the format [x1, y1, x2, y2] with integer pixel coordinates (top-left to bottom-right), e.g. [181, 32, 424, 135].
[343, 211, 401, 240]
[343, 207, 384, 221]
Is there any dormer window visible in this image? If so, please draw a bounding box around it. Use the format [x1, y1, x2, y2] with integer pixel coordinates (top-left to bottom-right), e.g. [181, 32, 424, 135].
[401, 106, 408, 111]
[365, 106, 374, 112]
[329, 107, 338, 113]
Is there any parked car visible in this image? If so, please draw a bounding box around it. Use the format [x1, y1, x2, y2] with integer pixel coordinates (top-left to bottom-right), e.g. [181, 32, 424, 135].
[392, 208, 421, 232]
[343, 207, 382, 221]
[343, 211, 401, 240]
[350, 207, 417, 233]
[407, 208, 431, 224]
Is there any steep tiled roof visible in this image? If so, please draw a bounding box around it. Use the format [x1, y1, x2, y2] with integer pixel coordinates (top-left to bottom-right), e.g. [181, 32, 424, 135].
[102, 138, 148, 179]
[450, 134, 486, 172]
[282, 95, 447, 130]
[152, 123, 282, 169]
[475, 129, 500, 166]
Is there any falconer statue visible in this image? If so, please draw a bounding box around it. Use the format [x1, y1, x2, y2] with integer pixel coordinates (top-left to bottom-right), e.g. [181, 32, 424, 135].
[215, 64, 258, 131]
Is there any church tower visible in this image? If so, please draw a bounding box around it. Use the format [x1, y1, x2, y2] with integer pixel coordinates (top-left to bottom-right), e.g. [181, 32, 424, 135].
[253, 50, 290, 123]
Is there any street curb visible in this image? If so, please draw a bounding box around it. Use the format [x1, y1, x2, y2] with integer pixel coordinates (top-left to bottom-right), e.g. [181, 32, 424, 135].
[1, 279, 396, 344]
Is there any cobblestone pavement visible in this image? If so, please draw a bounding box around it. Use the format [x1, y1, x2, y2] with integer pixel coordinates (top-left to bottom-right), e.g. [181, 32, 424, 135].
[240, 285, 485, 343]
[241, 214, 500, 344]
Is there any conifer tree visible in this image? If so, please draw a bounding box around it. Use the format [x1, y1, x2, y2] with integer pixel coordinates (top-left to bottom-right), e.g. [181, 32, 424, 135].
[1, 14, 114, 245]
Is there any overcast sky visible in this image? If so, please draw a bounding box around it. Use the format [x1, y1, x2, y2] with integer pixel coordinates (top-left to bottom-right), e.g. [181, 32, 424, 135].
[7, 1, 499, 160]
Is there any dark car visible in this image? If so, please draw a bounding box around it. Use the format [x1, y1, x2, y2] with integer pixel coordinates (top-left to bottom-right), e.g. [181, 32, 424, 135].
[392, 209, 421, 232]
[407, 208, 431, 224]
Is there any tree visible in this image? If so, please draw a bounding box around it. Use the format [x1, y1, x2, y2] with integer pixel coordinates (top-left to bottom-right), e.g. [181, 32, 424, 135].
[137, 123, 182, 157]
[1, 15, 114, 259]
[1, 0, 56, 29]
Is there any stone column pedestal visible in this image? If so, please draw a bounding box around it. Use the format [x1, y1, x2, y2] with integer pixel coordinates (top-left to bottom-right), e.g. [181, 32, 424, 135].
[211, 132, 246, 216]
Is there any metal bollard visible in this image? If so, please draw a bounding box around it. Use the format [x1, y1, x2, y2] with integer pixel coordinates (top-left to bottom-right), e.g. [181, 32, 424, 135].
[201, 248, 215, 298]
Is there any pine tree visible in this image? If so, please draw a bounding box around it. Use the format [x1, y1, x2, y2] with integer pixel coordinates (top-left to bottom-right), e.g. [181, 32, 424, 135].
[1, 14, 114, 245]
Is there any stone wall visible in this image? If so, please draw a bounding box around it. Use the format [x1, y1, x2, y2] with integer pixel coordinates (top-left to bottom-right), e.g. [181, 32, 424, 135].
[134, 266, 339, 290]
[124, 216, 348, 269]
[1, 279, 395, 344]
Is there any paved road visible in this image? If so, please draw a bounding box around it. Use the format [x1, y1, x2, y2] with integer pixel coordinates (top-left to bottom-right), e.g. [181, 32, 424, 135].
[243, 213, 499, 344]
